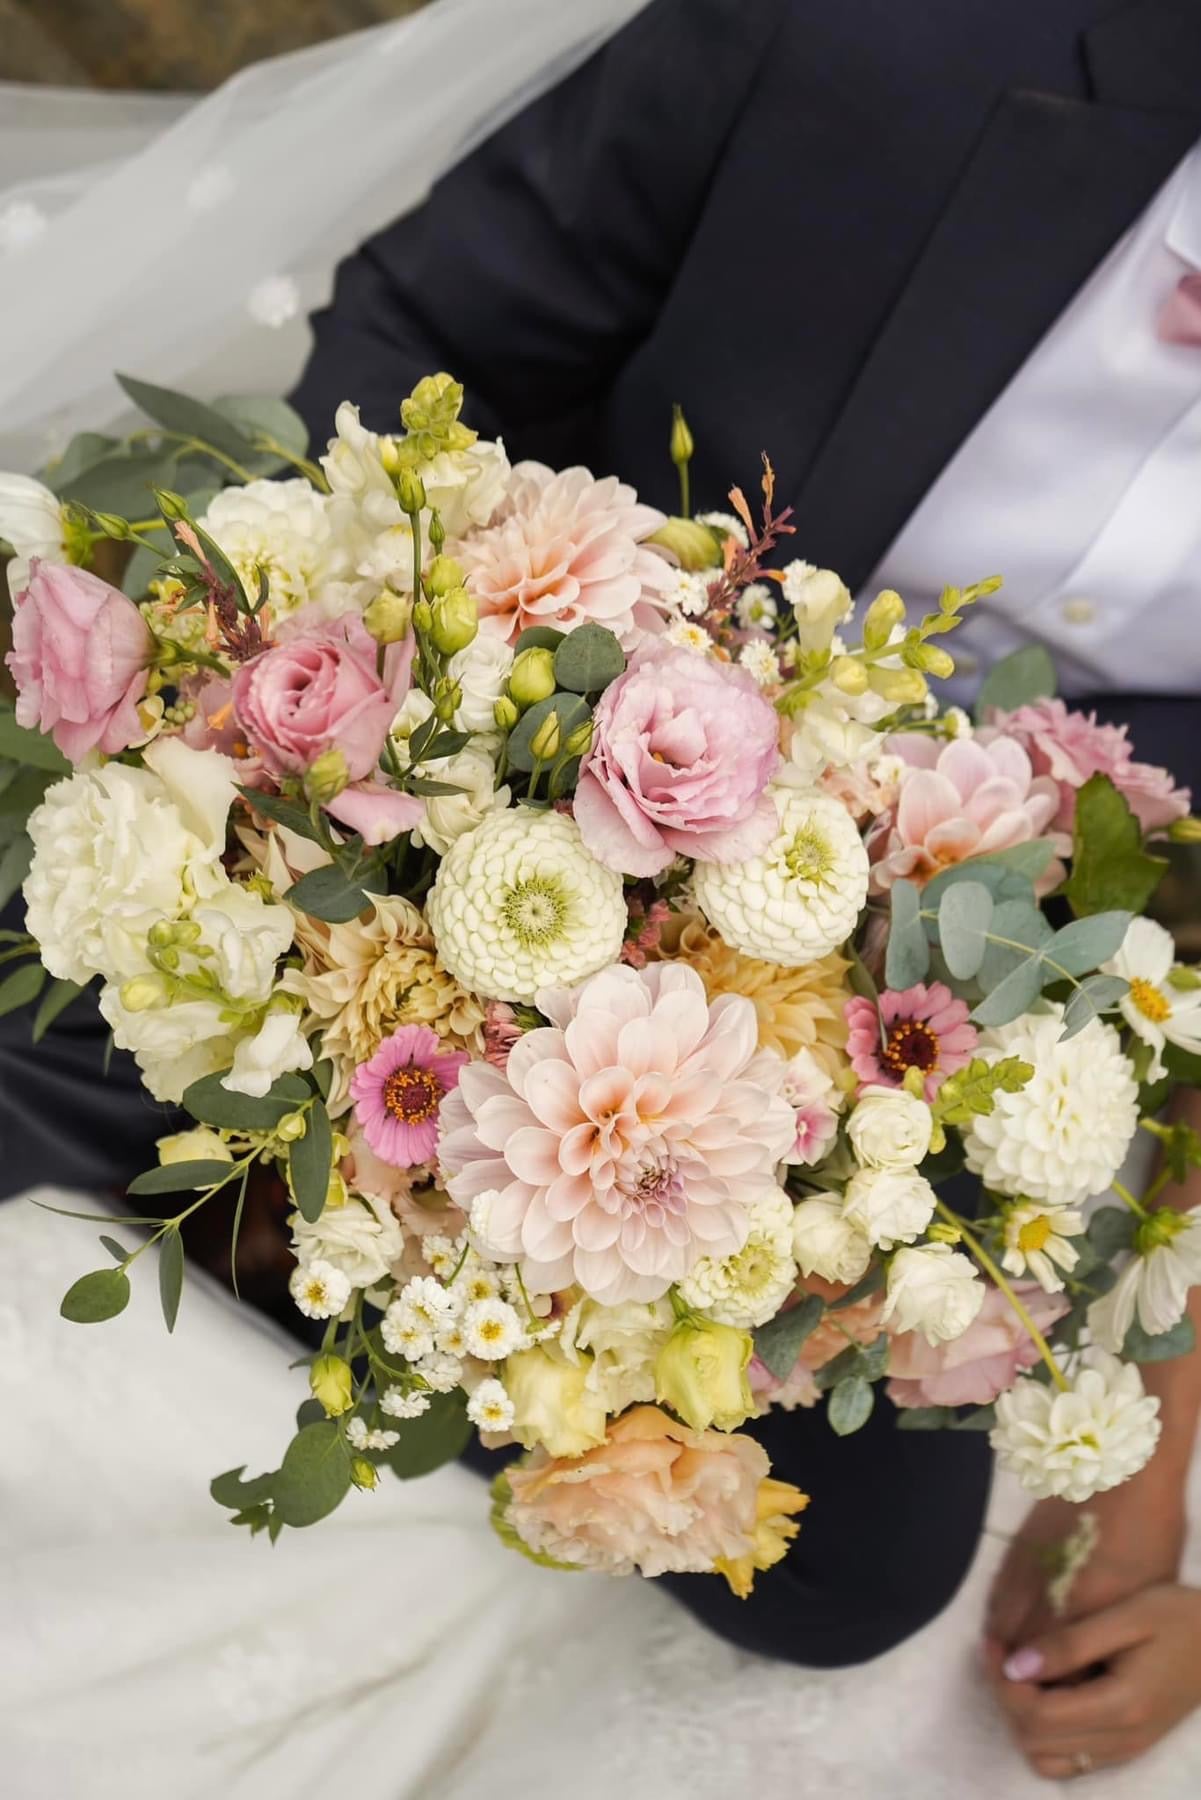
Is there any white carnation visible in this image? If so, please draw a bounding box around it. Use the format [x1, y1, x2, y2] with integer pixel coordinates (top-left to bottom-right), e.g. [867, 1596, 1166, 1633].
[448, 632, 515, 733]
[962, 1007, 1139, 1206]
[991, 1349, 1162, 1502]
[693, 785, 868, 968]
[197, 478, 335, 619]
[0, 472, 67, 598]
[292, 1190, 403, 1291]
[846, 1085, 933, 1170]
[791, 1193, 872, 1285]
[882, 1243, 984, 1345]
[427, 806, 626, 1003]
[842, 1166, 937, 1249]
[678, 1188, 798, 1328]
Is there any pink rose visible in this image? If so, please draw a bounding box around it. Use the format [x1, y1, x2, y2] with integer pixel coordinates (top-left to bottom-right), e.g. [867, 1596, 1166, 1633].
[6, 558, 152, 761]
[573, 642, 780, 877]
[886, 1282, 1069, 1409]
[985, 697, 1190, 834]
[232, 614, 412, 782]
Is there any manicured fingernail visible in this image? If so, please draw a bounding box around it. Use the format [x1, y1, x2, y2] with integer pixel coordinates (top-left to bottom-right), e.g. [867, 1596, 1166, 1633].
[1003, 1648, 1044, 1682]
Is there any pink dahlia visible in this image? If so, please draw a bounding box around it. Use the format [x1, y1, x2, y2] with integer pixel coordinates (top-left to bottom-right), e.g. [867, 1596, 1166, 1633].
[454, 461, 672, 649]
[845, 982, 977, 1101]
[886, 1282, 1069, 1409]
[984, 697, 1190, 834]
[349, 1024, 469, 1168]
[437, 962, 797, 1305]
[865, 736, 1067, 893]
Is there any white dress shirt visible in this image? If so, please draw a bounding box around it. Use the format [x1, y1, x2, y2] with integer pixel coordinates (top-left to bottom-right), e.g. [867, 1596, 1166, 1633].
[870, 141, 1201, 701]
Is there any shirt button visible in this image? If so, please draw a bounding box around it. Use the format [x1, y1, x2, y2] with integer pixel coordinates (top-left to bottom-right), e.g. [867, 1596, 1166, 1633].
[1061, 596, 1097, 625]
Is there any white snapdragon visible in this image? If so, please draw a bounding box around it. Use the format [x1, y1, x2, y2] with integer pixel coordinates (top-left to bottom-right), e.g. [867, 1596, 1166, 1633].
[846, 1086, 933, 1170]
[882, 1243, 984, 1345]
[791, 1194, 872, 1285]
[991, 1349, 1161, 1502]
[782, 562, 852, 651]
[842, 1166, 937, 1249]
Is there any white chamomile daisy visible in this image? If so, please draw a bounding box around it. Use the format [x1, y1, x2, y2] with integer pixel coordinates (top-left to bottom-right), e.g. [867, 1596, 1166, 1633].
[289, 1259, 351, 1321]
[735, 582, 778, 630]
[346, 1415, 400, 1451]
[1088, 1204, 1201, 1351]
[422, 1235, 465, 1281]
[381, 1276, 459, 1359]
[1103, 917, 1201, 1082]
[693, 783, 870, 966]
[678, 1188, 798, 1328]
[427, 807, 626, 1003]
[437, 1319, 469, 1359]
[991, 1349, 1161, 1503]
[380, 1387, 433, 1420]
[467, 1378, 516, 1432]
[670, 568, 718, 618]
[738, 640, 782, 689]
[665, 618, 714, 655]
[1000, 1200, 1085, 1293]
[463, 1297, 525, 1361]
[411, 1351, 465, 1394]
[454, 1264, 504, 1307]
[696, 509, 749, 549]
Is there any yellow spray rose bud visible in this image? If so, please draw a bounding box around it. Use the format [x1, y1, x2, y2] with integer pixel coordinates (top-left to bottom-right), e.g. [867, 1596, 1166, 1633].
[493, 694, 520, 731]
[119, 973, 169, 1012]
[157, 1126, 232, 1167]
[505, 1346, 608, 1457]
[670, 403, 695, 469]
[829, 655, 869, 696]
[648, 516, 722, 571]
[350, 1457, 379, 1491]
[275, 1110, 308, 1143]
[429, 587, 478, 655]
[362, 588, 413, 646]
[305, 747, 350, 804]
[423, 554, 465, 599]
[868, 665, 928, 706]
[395, 467, 427, 516]
[528, 711, 562, 760]
[862, 588, 906, 650]
[509, 646, 558, 708]
[654, 1317, 754, 1433]
[310, 1353, 354, 1417]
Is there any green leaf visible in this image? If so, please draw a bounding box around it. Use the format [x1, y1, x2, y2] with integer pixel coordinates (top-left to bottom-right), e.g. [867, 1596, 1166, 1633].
[421, 730, 473, 763]
[210, 1466, 276, 1511]
[922, 854, 1038, 916]
[752, 1293, 825, 1381]
[1065, 775, 1167, 918]
[895, 1405, 953, 1430]
[289, 1099, 333, 1224]
[55, 444, 185, 517]
[0, 836, 33, 911]
[937, 880, 993, 980]
[950, 1403, 997, 1431]
[383, 1391, 472, 1480]
[885, 879, 930, 989]
[828, 1265, 887, 1309]
[1060, 973, 1129, 1040]
[506, 693, 591, 774]
[272, 1420, 353, 1527]
[116, 373, 256, 462]
[182, 1070, 310, 1132]
[213, 393, 309, 459]
[310, 1057, 334, 1102]
[970, 955, 1044, 1027]
[157, 1229, 185, 1333]
[828, 1375, 875, 1436]
[976, 899, 1052, 991]
[1042, 911, 1132, 978]
[0, 960, 45, 1018]
[60, 1267, 131, 1324]
[39, 429, 119, 491]
[285, 862, 372, 924]
[1087, 1205, 1137, 1260]
[1122, 1315, 1196, 1363]
[0, 707, 70, 774]
[236, 785, 320, 842]
[552, 622, 625, 694]
[814, 1332, 889, 1392]
[513, 625, 566, 654]
[0, 766, 55, 820]
[128, 1158, 237, 1195]
[99, 1235, 129, 1263]
[974, 645, 1057, 720]
[31, 977, 83, 1042]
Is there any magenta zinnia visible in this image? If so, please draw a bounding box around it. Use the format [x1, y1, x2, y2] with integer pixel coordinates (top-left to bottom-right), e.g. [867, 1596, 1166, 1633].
[349, 1024, 469, 1168]
[845, 982, 977, 1101]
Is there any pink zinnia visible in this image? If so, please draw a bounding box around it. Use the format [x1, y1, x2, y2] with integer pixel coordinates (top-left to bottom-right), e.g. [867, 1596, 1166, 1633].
[349, 1025, 469, 1168]
[984, 697, 1190, 835]
[844, 982, 977, 1101]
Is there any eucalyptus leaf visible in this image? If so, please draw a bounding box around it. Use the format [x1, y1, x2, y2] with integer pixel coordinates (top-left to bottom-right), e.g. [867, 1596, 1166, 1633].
[60, 1267, 131, 1324]
[117, 373, 256, 461]
[272, 1421, 353, 1528]
[977, 899, 1052, 991]
[814, 1332, 889, 1392]
[828, 1265, 887, 1309]
[0, 960, 45, 1018]
[828, 1375, 875, 1436]
[211, 1466, 276, 1511]
[310, 1057, 334, 1101]
[99, 1235, 129, 1263]
[383, 1391, 473, 1480]
[39, 430, 118, 491]
[514, 625, 566, 654]
[950, 1403, 997, 1431]
[31, 977, 83, 1042]
[552, 622, 625, 694]
[157, 1229, 185, 1333]
[0, 707, 69, 773]
[1087, 1205, 1137, 1260]
[0, 766, 54, 817]
[937, 880, 993, 980]
[974, 644, 1057, 720]
[286, 862, 373, 924]
[1122, 1315, 1196, 1363]
[54, 444, 179, 517]
[752, 1293, 825, 1381]
[885, 879, 930, 989]
[922, 855, 1037, 917]
[128, 1158, 238, 1195]
[182, 1070, 310, 1132]
[1060, 973, 1130, 1040]
[213, 393, 309, 459]
[1041, 910, 1132, 978]
[289, 1099, 333, 1225]
[895, 1405, 953, 1430]
[970, 955, 1044, 1027]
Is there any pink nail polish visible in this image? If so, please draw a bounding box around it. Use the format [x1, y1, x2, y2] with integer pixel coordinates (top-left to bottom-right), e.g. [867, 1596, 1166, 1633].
[1003, 1648, 1044, 1682]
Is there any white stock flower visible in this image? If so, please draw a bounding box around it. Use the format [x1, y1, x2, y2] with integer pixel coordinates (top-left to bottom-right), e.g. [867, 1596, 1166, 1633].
[197, 479, 336, 619]
[846, 1086, 933, 1170]
[289, 1259, 351, 1321]
[1088, 1206, 1201, 1351]
[0, 472, 67, 598]
[991, 1349, 1162, 1502]
[678, 1187, 798, 1328]
[193, 885, 295, 1000]
[346, 1415, 400, 1450]
[693, 784, 869, 968]
[380, 1387, 432, 1420]
[448, 632, 515, 732]
[463, 1297, 525, 1360]
[963, 1008, 1139, 1207]
[291, 1190, 403, 1291]
[782, 562, 852, 651]
[421, 437, 510, 538]
[410, 743, 510, 856]
[882, 1243, 984, 1345]
[224, 1006, 313, 1098]
[427, 807, 626, 1003]
[467, 1378, 516, 1432]
[1103, 916, 1201, 1082]
[562, 1297, 673, 1412]
[738, 640, 781, 688]
[1001, 1200, 1085, 1294]
[98, 985, 235, 1104]
[842, 1166, 937, 1249]
[791, 1193, 872, 1285]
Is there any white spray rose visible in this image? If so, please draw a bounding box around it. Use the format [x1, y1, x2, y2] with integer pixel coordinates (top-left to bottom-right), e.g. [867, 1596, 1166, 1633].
[882, 1243, 984, 1345]
[411, 743, 510, 855]
[842, 1166, 937, 1249]
[791, 1193, 873, 1285]
[291, 1190, 403, 1291]
[846, 1085, 933, 1170]
[449, 631, 515, 733]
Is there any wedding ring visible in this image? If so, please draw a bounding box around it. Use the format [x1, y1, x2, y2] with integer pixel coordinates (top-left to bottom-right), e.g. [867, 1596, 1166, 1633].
[1071, 1750, 1094, 1776]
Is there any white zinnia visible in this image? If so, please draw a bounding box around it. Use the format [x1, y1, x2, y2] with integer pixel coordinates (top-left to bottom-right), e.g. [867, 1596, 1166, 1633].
[842, 1166, 937, 1249]
[962, 1007, 1139, 1207]
[467, 1378, 516, 1432]
[448, 632, 515, 733]
[1103, 916, 1201, 1082]
[1001, 1200, 1085, 1294]
[289, 1259, 351, 1321]
[427, 807, 626, 1003]
[693, 784, 869, 968]
[678, 1188, 799, 1328]
[846, 1086, 933, 1170]
[0, 471, 67, 598]
[991, 1349, 1162, 1502]
[882, 1243, 984, 1345]
[291, 1191, 403, 1292]
[197, 478, 335, 619]
[1088, 1205, 1201, 1351]
[791, 1193, 872, 1285]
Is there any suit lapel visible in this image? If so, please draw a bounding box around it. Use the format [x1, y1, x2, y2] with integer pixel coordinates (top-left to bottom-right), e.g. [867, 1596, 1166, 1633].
[793, 15, 1201, 591]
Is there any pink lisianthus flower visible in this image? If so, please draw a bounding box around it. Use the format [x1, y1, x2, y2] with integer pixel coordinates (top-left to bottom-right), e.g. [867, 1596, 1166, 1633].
[482, 1000, 523, 1070]
[886, 1282, 1069, 1409]
[438, 962, 797, 1305]
[324, 779, 424, 846]
[573, 642, 781, 878]
[349, 1024, 469, 1168]
[865, 736, 1067, 893]
[984, 697, 1190, 834]
[6, 558, 152, 761]
[778, 1047, 842, 1166]
[845, 982, 977, 1101]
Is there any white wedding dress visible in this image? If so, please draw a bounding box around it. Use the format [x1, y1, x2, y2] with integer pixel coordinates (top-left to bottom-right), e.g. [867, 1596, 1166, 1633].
[4, 1188, 1200, 1800]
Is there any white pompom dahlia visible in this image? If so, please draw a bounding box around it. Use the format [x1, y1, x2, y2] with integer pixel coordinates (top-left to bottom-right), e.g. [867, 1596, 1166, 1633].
[962, 1007, 1138, 1207]
[426, 807, 626, 1003]
[991, 1349, 1161, 1502]
[693, 785, 869, 967]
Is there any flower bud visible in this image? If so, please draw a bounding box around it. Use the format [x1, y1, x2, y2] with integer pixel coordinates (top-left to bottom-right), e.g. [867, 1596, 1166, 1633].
[412, 598, 434, 635]
[509, 646, 557, 708]
[275, 1109, 308, 1143]
[528, 711, 561, 761]
[670, 404, 695, 469]
[909, 642, 955, 680]
[423, 554, 465, 599]
[157, 1125, 232, 1167]
[433, 677, 461, 723]
[868, 666, 928, 706]
[378, 436, 404, 476]
[90, 510, 134, 542]
[563, 717, 594, 759]
[429, 587, 478, 656]
[310, 1353, 354, 1418]
[493, 695, 520, 731]
[654, 1318, 753, 1433]
[395, 468, 427, 516]
[862, 588, 906, 650]
[362, 588, 413, 646]
[1168, 817, 1201, 844]
[152, 487, 189, 522]
[119, 973, 169, 1012]
[829, 655, 869, 696]
[648, 516, 722, 571]
[305, 747, 350, 804]
[325, 1168, 349, 1210]
[350, 1457, 379, 1491]
[428, 510, 446, 555]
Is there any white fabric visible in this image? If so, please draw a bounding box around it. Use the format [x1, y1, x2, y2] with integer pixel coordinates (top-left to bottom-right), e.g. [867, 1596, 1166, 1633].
[0, 0, 652, 472]
[872, 141, 1201, 700]
[3, 1188, 1201, 1800]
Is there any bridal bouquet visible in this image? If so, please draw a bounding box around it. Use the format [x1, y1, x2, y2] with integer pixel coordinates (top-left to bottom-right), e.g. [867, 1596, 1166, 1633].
[3, 374, 1200, 1592]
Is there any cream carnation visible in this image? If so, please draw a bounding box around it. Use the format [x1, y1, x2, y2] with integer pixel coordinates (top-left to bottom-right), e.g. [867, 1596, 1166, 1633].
[882, 1243, 984, 1345]
[962, 1007, 1139, 1206]
[426, 807, 626, 1004]
[197, 478, 336, 619]
[678, 1188, 799, 1328]
[693, 784, 869, 968]
[991, 1348, 1162, 1502]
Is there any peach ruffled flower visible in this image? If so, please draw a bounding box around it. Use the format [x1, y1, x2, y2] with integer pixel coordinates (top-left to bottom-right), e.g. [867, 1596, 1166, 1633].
[502, 1404, 808, 1592]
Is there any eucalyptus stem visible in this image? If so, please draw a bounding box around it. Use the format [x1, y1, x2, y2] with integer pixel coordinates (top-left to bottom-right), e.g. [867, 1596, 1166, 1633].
[935, 1200, 1069, 1391]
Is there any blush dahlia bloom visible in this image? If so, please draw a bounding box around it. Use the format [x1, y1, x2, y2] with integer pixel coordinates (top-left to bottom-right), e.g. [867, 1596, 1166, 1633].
[866, 736, 1066, 892]
[986, 697, 1190, 834]
[349, 1024, 468, 1168]
[455, 461, 672, 649]
[575, 643, 781, 877]
[438, 962, 797, 1305]
[886, 1282, 1069, 1410]
[845, 982, 977, 1100]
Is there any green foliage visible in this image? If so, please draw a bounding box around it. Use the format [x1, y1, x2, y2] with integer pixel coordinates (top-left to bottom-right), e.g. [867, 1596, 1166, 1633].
[116, 373, 257, 462]
[933, 1056, 1034, 1128]
[552, 622, 625, 694]
[0, 837, 33, 911]
[383, 1391, 473, 1480]
[211, 1466, 277, 1511]
[813, 1332, 888, 1392]
[1122, 1316, 1196, 1363]
[273, 1421, 353, 1528]
[974, 644, 1056, 719]
[1141, 1118, 1201, 1185]
[127, 1158, 236, 1195]
[969, 957, 1045, 1027]
[895, 1405, 954, 1430]
[0, 707, 70, 774]
[0, 960, 45, 1018]
[828, 1375, 874, 1436]
[285, 861, 375, 924]
[885, 879, 930, 988]
[289, 1098, 333, 1224]
[31, 977, 83, 1041]
[1086, 1205, 1137, 1260]
[212, 393, 309, 461]
[60, 1267, 131, 1324]
[183, 1070, 310, 1132]
[99, 1235, 129, 1263]
[1043, 911, 1132, 976]
[157, 1229, 185, 1333]
[513, 625, 566, 654]
[828, 1265, 887, 1309]
[937, 880, 994, 980]
[237, 785, 321, 842]
[506, 693, 591, 775]
[1065, 775, 1167, 917]
[1060, 973, 1130, 1040]
[752, 1292, 825, 1381]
